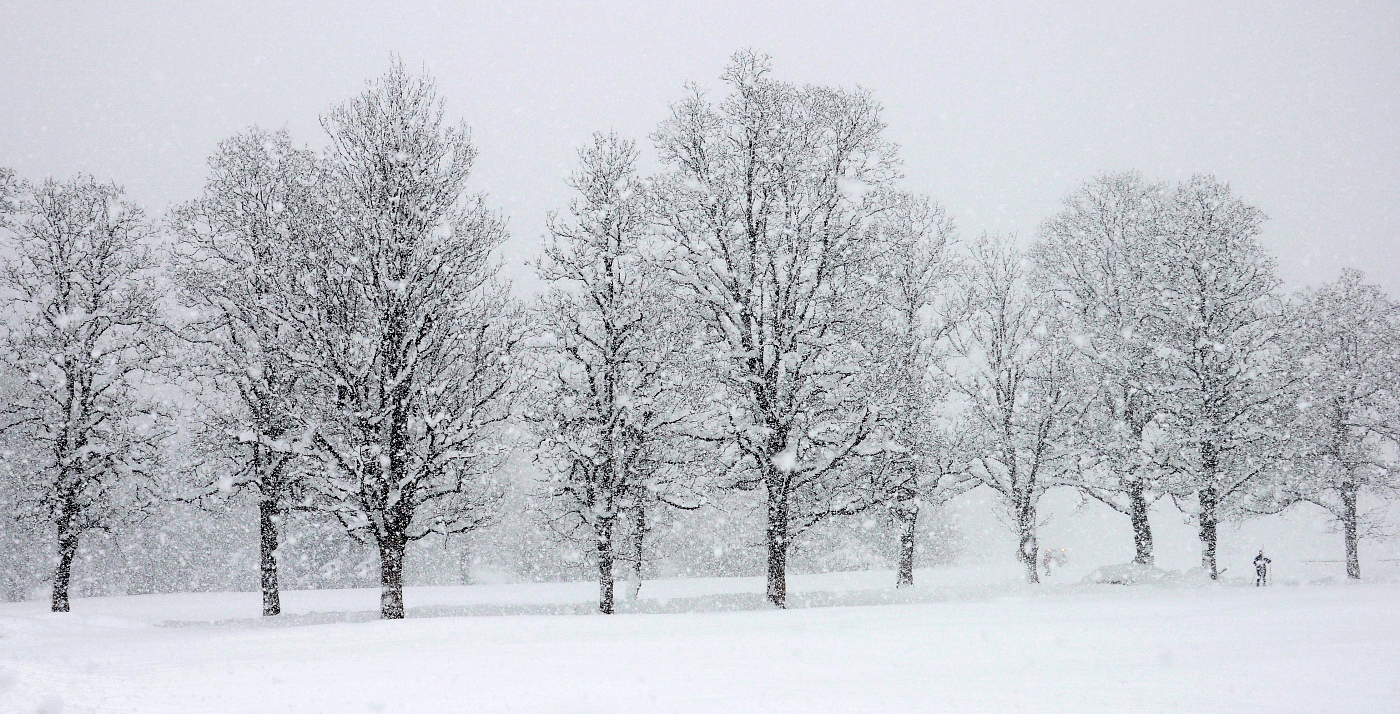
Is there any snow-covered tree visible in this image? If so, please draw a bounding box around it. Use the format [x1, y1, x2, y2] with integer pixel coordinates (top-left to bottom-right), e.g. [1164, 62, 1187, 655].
[0, 381, 50, 602]
[0, 176, 173, 612]
[937, 237, 1086, 584]
[650, 50, 900, 607]
[282, 61, 524, 619]
[169, 128, 323, 616]
[1280, 270, 1400, 579]
[1033, 172, 1171, 565]
[527, 132, 696, 613]
[0, 167, 15, 212]
[0, 168, 39, 601]
[860, 196, 973, 587]
[1154, 175, 1287, 580]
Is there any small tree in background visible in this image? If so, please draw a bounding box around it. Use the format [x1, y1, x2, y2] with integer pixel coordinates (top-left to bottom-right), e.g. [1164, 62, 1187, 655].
[0, 168, 15, 212]
[0, 168, 43, 601]
[0, 375, 51, 602]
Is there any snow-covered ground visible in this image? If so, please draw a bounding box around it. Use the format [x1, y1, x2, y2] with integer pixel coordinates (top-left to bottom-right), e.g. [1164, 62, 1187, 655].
[2, 565, 1398, 714]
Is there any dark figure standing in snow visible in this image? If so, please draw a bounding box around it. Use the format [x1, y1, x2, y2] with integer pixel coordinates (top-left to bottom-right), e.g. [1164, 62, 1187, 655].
[1254, 550, 1271, 587]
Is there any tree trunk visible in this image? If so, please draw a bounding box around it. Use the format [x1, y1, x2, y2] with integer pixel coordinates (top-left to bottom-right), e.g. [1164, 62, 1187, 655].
[1198, 439, 1220, 580]
[381, 311, 412, 622]
[624, 499, 646, 601]
[1128, 480, 1154, 566]
[458, 544, 473, 586]
[379, 536, 407, 620]
[765, 481, 790, 608]
[51, 514, 79, 613]
[1017, 495, 1039, 584]
[597, 517, 616, 615]
[1341, 480, 1360, 580]
[258, 497, 281, 616]
[1198, 487, 1219, 580]
[895, 497, 918, 588]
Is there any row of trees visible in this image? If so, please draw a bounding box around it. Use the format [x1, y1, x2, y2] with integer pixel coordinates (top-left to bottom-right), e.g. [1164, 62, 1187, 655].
[1, 53, 1396, 619]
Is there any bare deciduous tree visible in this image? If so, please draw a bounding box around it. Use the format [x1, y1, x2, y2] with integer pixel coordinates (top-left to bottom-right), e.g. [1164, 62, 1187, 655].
[860, 196, 973, 587]
[1034, 172, 1171, 566]
[170, 128, 323, 616]
[651, 50, 900, 607]
[1154, 176, 1286, 580]
[0, 176, 172, 612]
[938, 237, 1085, 584]
[528, 133, 699, 613]
[1281, 270, 1400, 579]
[283, 61, 523, 619]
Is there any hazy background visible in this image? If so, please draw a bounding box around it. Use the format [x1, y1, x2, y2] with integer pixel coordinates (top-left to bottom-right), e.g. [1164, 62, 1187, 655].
[2, 0, 1398, 584]
[2, 0, 1397, 295]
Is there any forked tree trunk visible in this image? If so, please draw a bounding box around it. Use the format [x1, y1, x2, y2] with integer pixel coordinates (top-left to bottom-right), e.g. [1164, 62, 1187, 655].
[258, 497, 281, 616]
[1198, 487, 1219, 580]
[51, 510, 79, 613]
[1341, 480, 1360, 580]
[597, 517, 616, 615]
[765, 480, 790, 608]
[1128, 480, 1154, 566]
[895, 497, 918, 588]
[379, 536, 407, 620]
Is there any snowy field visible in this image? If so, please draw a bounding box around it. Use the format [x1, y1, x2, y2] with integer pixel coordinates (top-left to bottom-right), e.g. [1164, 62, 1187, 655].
[2, 566, 1398, 714]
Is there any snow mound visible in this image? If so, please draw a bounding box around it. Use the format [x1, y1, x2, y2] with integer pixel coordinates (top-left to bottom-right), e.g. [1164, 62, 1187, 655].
[1081, 562, 1176, 585]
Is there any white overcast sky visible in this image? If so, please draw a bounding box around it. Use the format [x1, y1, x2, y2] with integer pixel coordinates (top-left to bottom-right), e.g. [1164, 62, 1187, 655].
[2, 0, 1397, 294]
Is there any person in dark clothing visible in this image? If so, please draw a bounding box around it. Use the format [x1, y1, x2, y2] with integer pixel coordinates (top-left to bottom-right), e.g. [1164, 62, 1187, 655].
[1254, 550, 1271, 586]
